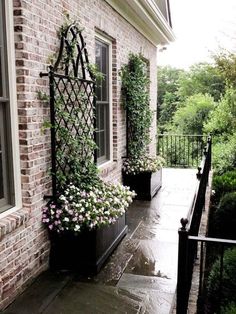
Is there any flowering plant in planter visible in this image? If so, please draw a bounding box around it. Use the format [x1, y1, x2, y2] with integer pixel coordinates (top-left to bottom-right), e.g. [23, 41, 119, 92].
[42, 182, 135, 233]
[122, 156, 165, 175]
[40, 23, 136, 274]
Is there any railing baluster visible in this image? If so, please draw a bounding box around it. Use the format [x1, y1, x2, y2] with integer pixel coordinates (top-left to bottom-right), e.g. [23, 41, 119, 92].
[156, 134, 209, 168]
[177, 218, 189, 314]
[167, 135, 169, 166]
[199, 241, 204, 296]
[174, 135, 177, 163]
[219, 244, 224, 314]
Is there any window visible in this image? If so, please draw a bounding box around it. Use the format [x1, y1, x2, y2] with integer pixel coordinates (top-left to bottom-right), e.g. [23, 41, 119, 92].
[95, 36, 112, 165]
[0, 0, 20, 213]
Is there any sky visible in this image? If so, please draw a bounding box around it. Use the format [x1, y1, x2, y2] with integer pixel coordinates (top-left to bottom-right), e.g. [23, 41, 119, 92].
[157, 0, 236, 69]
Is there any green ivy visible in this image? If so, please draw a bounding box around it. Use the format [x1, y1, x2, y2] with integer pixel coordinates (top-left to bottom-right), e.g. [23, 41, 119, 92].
[120, 53, 153, 160]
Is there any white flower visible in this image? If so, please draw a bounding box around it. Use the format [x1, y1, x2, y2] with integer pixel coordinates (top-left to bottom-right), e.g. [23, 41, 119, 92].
[74, 225, 80, 231]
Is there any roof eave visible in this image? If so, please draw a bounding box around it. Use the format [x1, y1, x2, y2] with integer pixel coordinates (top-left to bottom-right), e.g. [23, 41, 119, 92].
[105, 0, 175, 46]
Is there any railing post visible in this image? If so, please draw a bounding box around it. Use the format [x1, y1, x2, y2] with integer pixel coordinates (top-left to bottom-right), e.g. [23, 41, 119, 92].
[207, 135, 212, 171]
[177, 218, 189, 314]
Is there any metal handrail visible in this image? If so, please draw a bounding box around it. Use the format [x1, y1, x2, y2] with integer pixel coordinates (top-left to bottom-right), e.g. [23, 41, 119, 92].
[176, 136, 212, 314]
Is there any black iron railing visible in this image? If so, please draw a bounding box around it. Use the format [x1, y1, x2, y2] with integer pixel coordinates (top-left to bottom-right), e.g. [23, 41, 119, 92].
[157, 134, 208, 168]
[177, 234, 236, 314]
[190, 236, 236, 313]
[176, 136, 212, 314]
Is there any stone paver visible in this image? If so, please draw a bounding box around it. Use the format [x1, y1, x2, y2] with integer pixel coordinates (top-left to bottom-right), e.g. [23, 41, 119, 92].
[3, 168, 198, 314]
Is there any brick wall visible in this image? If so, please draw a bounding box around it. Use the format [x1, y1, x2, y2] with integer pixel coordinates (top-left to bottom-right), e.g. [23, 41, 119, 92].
[0, 0, 157, 309]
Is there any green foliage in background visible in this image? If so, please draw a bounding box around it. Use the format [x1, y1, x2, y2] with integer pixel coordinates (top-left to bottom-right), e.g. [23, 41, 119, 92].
[170, 93, 215, 135]
[177, 62, 225, 102]
[157, 51, 236, 173]
[212, 170, 236, 203]
[204, 88, 236, 174]
[157, 66, 183, 132]
[157, 66, 184, 105]
[204, 87, 236, 137]
[213, 50, 236, 88]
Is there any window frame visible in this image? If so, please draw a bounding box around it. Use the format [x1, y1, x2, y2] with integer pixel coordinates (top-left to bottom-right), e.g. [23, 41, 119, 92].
[0, 0, 21, 217]
[95, 33, 113, 166]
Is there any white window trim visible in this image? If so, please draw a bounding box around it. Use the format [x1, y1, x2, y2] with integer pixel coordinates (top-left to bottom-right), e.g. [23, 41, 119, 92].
[95, 33, 113, 168]
[0, 0, 22, 219]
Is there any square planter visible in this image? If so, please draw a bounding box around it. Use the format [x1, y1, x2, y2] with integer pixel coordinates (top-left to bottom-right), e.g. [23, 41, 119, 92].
[49, 214, 127, 275]
[122, 168, 162, 201]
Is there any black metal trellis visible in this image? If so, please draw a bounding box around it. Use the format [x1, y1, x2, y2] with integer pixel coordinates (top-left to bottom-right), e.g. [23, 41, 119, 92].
[40, 23, 96, 198]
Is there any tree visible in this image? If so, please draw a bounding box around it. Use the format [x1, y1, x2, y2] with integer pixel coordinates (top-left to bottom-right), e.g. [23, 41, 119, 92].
[158, 92, 180, 133]
[157, 66, 184, 105]
[204, 87, 236, 137]
[204, 87, 236, 174]
[169, 93, 215, 134]
[213, 50, 236, 88]
[157, 66, 184, 131]
[178, 63, 225, 102]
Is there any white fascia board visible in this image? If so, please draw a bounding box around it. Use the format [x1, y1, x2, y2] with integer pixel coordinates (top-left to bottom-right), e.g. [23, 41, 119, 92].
[105, 0, 175, 46]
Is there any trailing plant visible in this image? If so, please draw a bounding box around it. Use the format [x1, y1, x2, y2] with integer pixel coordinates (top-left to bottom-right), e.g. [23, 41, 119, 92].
[120, 53, 163, 172]
[42, 182, 135, 233]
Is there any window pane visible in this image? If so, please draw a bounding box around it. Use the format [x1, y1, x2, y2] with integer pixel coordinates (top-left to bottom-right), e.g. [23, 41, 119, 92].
[0, 54, 2, 97]
[95, 45, 102, 101]
[0, 141, 3, 199]
[0, 0, 4, 98]
[102, 46, 107, 74]
[102, 74, 107, 101]
[95, 38, 110, 163]
[99, 104, 105, 131]
[0, 105, 6, 203]
[0, 1, 13, 211]
[98, 131, 105, 157]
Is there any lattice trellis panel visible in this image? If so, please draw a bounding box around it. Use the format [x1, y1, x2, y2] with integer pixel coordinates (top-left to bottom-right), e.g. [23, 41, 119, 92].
[40, 23, 96, 197]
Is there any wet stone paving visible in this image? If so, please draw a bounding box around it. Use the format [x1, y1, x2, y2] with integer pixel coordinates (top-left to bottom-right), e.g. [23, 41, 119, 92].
[3, 168, 197, 314]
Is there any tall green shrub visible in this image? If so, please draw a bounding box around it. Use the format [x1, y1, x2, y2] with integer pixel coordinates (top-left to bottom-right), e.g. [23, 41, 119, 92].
[207, 248, 236, 312]
[212, 171, 236, 203]
[221, 302, 236, 314]
[213, 192, 236, 239]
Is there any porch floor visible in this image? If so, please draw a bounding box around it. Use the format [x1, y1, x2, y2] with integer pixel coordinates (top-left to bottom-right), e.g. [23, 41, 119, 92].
[3, 168, 198, 314]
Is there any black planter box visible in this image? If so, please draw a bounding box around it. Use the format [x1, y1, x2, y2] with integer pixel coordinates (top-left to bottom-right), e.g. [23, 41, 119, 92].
[122, 168, 162, 201]
[49, 214, 127, 275]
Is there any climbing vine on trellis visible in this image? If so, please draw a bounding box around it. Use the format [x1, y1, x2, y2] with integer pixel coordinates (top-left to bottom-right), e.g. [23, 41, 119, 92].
[40, 23, 99, 197]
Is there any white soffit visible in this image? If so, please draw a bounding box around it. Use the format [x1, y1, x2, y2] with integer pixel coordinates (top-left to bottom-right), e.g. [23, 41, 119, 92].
[105, 0, 175, 46]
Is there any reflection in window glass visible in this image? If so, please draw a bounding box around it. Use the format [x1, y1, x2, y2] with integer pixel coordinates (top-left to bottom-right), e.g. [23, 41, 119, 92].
[95, 38, 110, 164]
[0, 135, 3, 198]
[0, 55, 2, 97]
[0, 0, 3, 98]
[0, 1, 12, 212]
